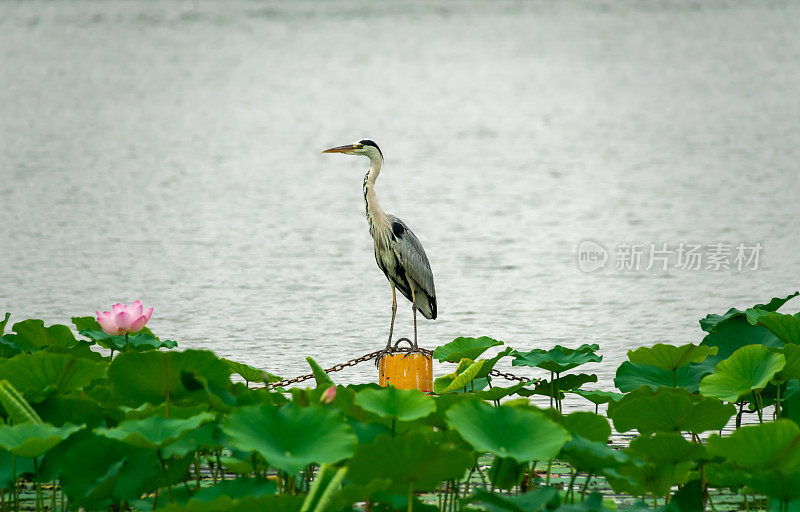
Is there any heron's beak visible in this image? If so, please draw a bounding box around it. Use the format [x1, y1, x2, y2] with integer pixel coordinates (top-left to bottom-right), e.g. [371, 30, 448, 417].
[322, 144, 361, 154]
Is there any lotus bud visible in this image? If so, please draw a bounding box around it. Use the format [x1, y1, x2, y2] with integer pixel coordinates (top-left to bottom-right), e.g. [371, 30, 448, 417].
[96, 300, 153, 336]
[320, 386, 336, 404]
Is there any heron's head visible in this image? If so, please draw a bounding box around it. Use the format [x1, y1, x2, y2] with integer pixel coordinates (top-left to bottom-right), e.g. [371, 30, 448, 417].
[322, 139, 383, 160]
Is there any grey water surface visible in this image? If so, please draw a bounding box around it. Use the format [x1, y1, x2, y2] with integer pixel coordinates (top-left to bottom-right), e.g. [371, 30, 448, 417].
[1, 0, 799, 388]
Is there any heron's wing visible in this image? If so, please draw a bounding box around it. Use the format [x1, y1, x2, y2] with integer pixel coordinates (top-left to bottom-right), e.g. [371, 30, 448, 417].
[386, 215, 435, 299]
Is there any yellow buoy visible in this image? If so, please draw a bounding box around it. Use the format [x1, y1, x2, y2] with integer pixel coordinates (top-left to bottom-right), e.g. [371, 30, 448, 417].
[378, 352, 433, 392]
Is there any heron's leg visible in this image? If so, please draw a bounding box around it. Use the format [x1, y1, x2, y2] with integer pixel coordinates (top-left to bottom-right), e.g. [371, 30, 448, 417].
[377, 284, 398, 367]
[411, 287, 419, 350]
[386, 284, 397, 350]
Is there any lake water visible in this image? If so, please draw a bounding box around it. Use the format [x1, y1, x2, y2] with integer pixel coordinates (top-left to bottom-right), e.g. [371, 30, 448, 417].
[2, 0, 799, 389]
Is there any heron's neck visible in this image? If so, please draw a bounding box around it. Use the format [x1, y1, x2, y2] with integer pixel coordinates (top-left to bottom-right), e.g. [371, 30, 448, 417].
[363, 154, 387, 233]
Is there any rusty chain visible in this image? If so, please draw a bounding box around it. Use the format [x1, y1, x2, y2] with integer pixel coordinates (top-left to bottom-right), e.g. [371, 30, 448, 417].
[266, 342, 536, 390]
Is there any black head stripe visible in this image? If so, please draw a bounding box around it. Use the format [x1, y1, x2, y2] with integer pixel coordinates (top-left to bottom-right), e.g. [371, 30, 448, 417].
[358, 139, 382, 156]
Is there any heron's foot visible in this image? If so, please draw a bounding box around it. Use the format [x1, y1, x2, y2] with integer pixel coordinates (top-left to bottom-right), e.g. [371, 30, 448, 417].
[374, 345, 396, 367]
[402, 344, 428, 359]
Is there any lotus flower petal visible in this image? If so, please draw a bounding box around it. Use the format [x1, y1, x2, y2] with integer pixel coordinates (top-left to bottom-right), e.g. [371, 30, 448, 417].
[129, 315, 148, 333]
[114, 311, 133, 332]
[143, 307, 153, 322]
[111, 303, 125, 314]
[129, 300, 143, 319]
[97, 311, 120, 336]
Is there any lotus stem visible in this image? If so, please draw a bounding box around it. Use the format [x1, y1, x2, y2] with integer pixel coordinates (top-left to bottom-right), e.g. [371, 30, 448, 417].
[567, 470, 577, 503]
[407, 482, 413, 512]
[753, 391, 763, 423]
[580, 473, 592, 499]
[776, 383, 782, 418]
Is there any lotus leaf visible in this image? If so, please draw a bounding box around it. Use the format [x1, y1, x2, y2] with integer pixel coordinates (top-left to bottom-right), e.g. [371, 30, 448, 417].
[155, 494, 305, 512]
[473, 347, 514, 378]
[0, 422, 81, 457]
[517, 373, 598, 398]
[108, 349, 232, 407]
[609, 387, 734, 435]
[441, 359, 484, 393]
[0, 351, 106, 398]
[699, 292, 798, 333]
[572, 389, 623, 406]
[354, 387, 435, 421]
[96, 412, 214, 450]
[699, 344, 785, 401]
[627, 343, 717, 371]
[223, 358, 281, 384]
[347, 430, 473, 493]
[2, 319, 77, 351]
[445, 400, 569, 462]
[223, 404, 357, 474]
[747, 309, 800, 344]
[306, 356, 335, 388]
[466, 487, 558, 512]
[511, 344, 602, 373]
[707, 419, 800, 471]
[561, 411, 611, 443]
[79, 329, 177, 351]
[432, 336, 503, 362]
[614, 362, 697, 392]
[559, 436, 627, 474]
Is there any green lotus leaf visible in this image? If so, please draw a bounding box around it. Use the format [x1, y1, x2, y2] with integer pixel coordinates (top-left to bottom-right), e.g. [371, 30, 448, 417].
[609, 387, 735, 435]
[692, 314, 784, 383]
[614, 362, 698, 392]
[466, 486, 558, 512]
[472, 382, 529, 401]
[2, 319, 77, 351]
[108, 349, 232, 407]
[0, 313, 10, 335]
[572, 389, 623, 406]
[163, 421, 223, 458]
[96, 412, 214, 450]
[306, 356, 335, 388]
[511, 344, 602, 374]
[35, 395, 104, 428]
[773, 344, 800, 382]
[612, 433, 701, 498]
[474, 347, 514, 379]
[433, 373, 456, 394]
[0, 451, 35, 488]
[0, 422, 81, 457]
[487, 456, 527, 490]
[707, 419, 800, 471]
[347, 430, 474, 493]
[442, 359, 484, 393]
[432, 336, 503, 362]
[559, 436, 627, 475]
[628, 433, 706, 464]
[517, 373, 598, 398]
[223, 358, 281, 384]
[155, 494, 304, 512]
[747, 309, 800, 344]
[561, 411, 611, 443]
[699, 344, 785, 402]
[0, 351, 106, 398]
[185, 477, 277, 502]
[79, 329, 177, 351]
[627, 343, 718, 371]
[354, 387, 435, 422]
[706, 462, 800, 502]
[445, 400, 569, 462]
[0, 379, 42, 424]
[223, 404, 357, 474]
[700, 292, 798, 333]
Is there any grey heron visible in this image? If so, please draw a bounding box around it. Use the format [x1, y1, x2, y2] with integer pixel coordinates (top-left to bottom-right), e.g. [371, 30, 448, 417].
[323, 139, 437, 363]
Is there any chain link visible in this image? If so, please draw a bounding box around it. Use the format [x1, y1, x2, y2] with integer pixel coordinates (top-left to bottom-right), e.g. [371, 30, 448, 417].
[266, 346, 536, 389]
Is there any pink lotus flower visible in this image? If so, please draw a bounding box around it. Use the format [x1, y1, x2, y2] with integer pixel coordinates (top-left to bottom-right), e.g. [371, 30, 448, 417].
[96, 300, 153, 336]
